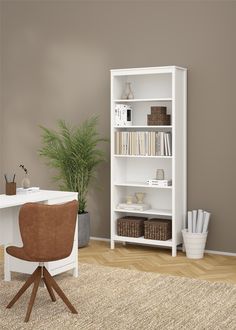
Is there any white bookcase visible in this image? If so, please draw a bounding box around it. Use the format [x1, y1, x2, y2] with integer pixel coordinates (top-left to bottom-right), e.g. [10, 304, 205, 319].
[110, 66, 187, 256]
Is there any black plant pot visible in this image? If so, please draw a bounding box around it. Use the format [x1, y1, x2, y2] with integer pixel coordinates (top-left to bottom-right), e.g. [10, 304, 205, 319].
[78, 212, 90, 248]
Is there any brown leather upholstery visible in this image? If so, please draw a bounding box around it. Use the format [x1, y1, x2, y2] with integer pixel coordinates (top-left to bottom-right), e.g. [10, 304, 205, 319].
[7, 200, 78, 262]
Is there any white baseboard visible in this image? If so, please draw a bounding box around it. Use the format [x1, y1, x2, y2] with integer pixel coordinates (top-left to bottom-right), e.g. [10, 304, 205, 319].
[90, 236, 110, 242]
[204, 249, 236, 257]
[90, 237, 236, 257]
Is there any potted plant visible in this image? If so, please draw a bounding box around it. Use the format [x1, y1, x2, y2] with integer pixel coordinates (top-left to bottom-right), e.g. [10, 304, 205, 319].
[39, 116, 108, 247]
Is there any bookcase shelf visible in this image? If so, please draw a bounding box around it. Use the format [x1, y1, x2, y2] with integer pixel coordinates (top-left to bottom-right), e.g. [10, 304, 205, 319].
[114, 182, 172, 189]
[114, 125, 172, 129]
[114, 155, 172, 159]
[113, 235, 173, 247]
[114, 208, 172, 217]
[110, 66, 187, 257]
[114, 98, 172, 103]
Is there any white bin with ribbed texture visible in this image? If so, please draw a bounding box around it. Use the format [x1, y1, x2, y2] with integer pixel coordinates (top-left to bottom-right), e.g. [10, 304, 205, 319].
[182, 229, 208, 259]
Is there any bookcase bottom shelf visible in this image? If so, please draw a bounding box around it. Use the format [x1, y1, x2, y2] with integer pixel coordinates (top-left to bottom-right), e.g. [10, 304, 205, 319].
[112, 235, 173, 247]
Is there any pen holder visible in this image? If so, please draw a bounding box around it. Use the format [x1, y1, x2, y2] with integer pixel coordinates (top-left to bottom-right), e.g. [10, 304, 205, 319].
[6, 182, 16, 195]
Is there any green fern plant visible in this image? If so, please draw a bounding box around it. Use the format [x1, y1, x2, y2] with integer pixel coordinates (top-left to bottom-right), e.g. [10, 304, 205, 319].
[39, 116, 108, 214]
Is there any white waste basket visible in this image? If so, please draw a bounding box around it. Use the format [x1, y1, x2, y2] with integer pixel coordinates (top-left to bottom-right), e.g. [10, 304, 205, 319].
[182, 229, 208, 259]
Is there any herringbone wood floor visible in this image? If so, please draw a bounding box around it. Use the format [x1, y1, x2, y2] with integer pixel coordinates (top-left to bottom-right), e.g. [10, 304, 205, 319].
[1, 241, 235, 284]
[79, 240, 236, 284]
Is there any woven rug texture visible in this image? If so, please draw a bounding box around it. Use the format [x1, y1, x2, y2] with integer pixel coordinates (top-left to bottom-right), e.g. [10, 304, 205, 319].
[0, 263, 235, 330]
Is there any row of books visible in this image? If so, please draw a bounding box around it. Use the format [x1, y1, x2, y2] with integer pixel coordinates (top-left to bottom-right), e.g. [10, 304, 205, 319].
[187, 210, 211, 234]
[115, 131, 172, 156]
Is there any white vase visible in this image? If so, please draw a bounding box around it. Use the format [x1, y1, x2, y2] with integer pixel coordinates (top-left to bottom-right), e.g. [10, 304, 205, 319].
[122, 82, 134, 99]
[22, 174, 30, 189]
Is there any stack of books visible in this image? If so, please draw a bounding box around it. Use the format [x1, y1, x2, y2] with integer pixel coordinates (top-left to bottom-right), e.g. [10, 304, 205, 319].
[147, 179, 172, 187]
[115, 131, 172, 156]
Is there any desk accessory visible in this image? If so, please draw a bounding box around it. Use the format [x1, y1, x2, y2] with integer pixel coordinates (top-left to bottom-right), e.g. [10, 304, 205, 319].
[4, 173, 16, 195]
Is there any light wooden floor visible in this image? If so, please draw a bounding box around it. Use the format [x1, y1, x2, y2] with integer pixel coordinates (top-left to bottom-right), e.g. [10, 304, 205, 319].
[1, 241, 235, 284]
[79, 240, 236, 284]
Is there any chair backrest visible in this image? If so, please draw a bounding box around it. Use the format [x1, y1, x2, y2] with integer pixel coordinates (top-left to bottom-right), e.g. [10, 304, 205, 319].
[19, 200, 78, 262]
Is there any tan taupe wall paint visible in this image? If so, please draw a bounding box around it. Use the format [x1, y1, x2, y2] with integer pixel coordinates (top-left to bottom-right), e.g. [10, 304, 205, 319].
[1, 1, 236, 252]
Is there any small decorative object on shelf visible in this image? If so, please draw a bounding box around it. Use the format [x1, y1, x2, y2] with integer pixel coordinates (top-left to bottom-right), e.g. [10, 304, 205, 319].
[147, 106, 171, 125]
[19, 164, 30, 189]
[135, 192, 145, 204]
[126, 195, 133, 204]
[115, 104, 132, 126]
[156, 169, 164, 180]
[117, 216, 147, 237]
[122, 82, 134, 99]
[144, 218, 172, 241]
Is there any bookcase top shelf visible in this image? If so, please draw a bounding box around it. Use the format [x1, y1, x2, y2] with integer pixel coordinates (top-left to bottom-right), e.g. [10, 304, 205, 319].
[113, 98, 172, 103]
[111, 65, 187, 76]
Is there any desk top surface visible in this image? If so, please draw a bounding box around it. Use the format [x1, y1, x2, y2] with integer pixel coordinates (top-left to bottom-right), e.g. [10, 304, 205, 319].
[0, 190, 78, 209]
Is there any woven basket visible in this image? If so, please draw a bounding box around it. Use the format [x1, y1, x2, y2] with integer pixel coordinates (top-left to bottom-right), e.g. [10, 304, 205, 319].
[117, 216, 147, 237]
[144, 218, 172, 240]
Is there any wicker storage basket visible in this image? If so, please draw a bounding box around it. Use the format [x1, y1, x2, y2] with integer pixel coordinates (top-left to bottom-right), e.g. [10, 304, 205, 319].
[144, 218, 172, 240]
[117, 216, 147, 237]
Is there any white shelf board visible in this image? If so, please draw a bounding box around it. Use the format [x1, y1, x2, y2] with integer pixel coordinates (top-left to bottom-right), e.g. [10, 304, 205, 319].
[113, 98, 172, 102]
[114, 182, 172, 189]
[113, 235, 173, 247]
[114, 208, 172, 217]
[114, 155, 172, 159]
[114, 125, 172, 129]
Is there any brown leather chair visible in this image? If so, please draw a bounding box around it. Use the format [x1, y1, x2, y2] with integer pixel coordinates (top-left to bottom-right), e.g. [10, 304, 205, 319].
[6, 200, 78, 322]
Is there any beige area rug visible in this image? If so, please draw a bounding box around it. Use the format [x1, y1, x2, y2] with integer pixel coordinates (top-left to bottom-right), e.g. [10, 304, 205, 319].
[0, 263, 235, 330]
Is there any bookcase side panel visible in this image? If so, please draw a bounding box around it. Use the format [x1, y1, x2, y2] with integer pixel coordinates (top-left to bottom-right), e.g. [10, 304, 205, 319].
[173, 69, 187, 245]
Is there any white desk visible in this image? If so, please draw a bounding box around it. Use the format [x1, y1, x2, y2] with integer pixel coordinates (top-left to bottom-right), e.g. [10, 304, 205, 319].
[0, 190, 78, 281]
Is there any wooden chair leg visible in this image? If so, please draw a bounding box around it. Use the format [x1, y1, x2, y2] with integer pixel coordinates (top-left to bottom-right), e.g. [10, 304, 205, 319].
[43, 274, 56, 302]
[6, 266, 41, 309]
[24, 268, 41, 322]
[43, 267, 77, 314]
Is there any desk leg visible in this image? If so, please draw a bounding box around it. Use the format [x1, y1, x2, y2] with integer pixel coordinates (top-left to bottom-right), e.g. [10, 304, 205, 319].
[4, 246, 11, 281]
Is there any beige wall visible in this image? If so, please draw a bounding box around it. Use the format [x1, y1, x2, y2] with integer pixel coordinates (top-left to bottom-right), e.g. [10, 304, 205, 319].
[1, 1, 236, 252]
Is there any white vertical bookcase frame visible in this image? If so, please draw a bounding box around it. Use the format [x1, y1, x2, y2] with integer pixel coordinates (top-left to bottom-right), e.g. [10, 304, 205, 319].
[110, 66, 187, 256]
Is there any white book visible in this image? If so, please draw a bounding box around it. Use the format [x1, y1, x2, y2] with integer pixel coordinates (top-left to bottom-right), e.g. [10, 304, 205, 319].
[164, 133, 168, 156]
[192, 210, 197, 233]
[167, 133, 171, 156]
[160, 132, 164, 156]
[187, 211, 193, 233]
[202, 211, 211, 233]
[196, 209, 204, 233]
[156, 132, 161, 156]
